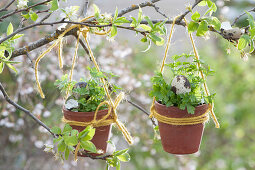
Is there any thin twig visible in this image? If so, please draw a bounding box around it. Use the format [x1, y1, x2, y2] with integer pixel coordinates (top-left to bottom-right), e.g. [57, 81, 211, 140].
[150, 3, 169, 19]
[0, 82, 55, 136]
[76, 36, 91, 61]
[39, 12, 52, 23]
[177, 0, 203, 22]
[118, 0, 160, 17]
[126, 99, 157, 126]
[25, 51, 34, 69]
[0, 0, 52, 21]
[9, 18, 182, 59]
[0, 0, 16, 13]
[231, 7, 255, 26]
[79, 151, 112, 160]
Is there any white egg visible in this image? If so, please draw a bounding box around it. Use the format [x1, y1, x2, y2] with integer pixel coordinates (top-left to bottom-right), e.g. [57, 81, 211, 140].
[171, 75, 191, 95]
[65, 99, 79, 110]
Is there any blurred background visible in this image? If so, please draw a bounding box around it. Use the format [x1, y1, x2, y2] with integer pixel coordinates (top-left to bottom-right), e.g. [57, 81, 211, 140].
[0, 0, 255, 169]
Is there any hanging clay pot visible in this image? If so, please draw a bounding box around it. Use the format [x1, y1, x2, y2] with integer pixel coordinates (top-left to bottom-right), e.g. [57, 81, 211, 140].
[63, 108, 112, 156]
[154, 101, 208, 154]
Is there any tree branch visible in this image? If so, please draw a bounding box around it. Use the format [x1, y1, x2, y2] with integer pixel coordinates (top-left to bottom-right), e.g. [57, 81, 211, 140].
[126, 99, 157, 126]
[177, 0, 203, 22]
[8, 0, 201, 59]
[79, 151, 112, 160]
[118, 0, 160, 17]
[0, 81, 55, 136]
[0, 0, 52, 21]
[150, 3, 169, 19]
[0, 0, 15, 13]
[231, 7, 255, 26]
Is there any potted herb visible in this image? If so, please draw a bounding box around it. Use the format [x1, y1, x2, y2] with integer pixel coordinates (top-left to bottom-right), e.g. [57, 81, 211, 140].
[54, 67, 121, 156]
[150, 54, 215, 154]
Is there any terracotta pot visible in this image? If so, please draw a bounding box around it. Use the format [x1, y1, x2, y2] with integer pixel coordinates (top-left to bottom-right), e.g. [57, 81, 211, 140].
[154, 101, 208, 154]
[63, 108, 112, 156]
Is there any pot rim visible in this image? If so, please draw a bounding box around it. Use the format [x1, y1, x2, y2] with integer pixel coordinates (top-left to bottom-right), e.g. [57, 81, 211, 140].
[62, 107, 110, 117]
[154, 100, 209, 118]
[155, 100, 208, 109]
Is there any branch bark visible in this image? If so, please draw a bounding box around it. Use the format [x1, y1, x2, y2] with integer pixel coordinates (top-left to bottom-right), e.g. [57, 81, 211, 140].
[0, 0, 52, 21]
[231, 7, 255, 26]
[0, 81, 55, 136]
[0, 0, 15, 13]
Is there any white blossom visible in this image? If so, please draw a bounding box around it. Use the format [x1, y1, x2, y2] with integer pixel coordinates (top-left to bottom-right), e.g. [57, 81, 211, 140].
[34, 140, 44, 148]
[60, 6, 80, 21]
[17, 0, 28, 9]
[9, 134, 23, 143]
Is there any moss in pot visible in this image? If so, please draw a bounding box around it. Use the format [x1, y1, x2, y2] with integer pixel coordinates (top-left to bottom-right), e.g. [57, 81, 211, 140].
[149, 54, 215, 154]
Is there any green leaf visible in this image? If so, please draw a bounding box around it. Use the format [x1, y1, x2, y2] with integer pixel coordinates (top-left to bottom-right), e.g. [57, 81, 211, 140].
[140, 37, 147, 42]
[114, 17, 130, 25]
[130, 17, 137, 27]
[116, 162, 121, 170]
[80, 141, 97, 153]
[138, 24, 152, 31]
[30, 12, 38, 21]
[0, 62, 4, 74]
[64, 136, 78, 146]
[196, 21, 208, 36]
[93, 4, 100, 19]
[78, 129, 89, 139]
[114, 149, 128, 156]
[188, 21, 199, 33]
[0, 59, 20, 64]
[57, 139, 66, 152]
[150, 33, 161, 42]
[7, 23, 13, 36]
[63, 124, 72, 133]
[238, 34, 250, 50]
[51, 126, 62, 134]
[65, 146, 70, 160]
[111, 25, 117, 37]
[211, 3, 217, 12]
[114, 7, 118, 20]
[50, 0, 59, 11]
[155, 37, 165, 46]
[249, 27, 255, 39]
[138, 7, 143, 24]
[198, 0, 207, 6]
[22, 13, 30, 19]
[154, 125, 159, 131]
[211, 17, 221, 31]
[246, 11, 255, 29]
[191, 11, 200, 21]
[187, 104, 195, 114]
[250, 40, 254, 53]
[144, 16, 153, 28]
[81, 128, 95, 141]
[71, 129, 78, 136]
[11, 34, 24, 40]
[117, 153, 130, 162]
[6, 63, 18, 74]
[53, 137, 61, 144]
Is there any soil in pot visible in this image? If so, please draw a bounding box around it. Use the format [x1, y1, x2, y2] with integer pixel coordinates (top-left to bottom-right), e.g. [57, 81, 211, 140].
[154, 101, 208, 154]
[63, 108, 112, 156]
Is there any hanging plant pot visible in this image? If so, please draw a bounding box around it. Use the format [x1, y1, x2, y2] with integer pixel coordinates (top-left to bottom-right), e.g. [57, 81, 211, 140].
[63, 107, 112, 156]
[154, 101, 208, 154]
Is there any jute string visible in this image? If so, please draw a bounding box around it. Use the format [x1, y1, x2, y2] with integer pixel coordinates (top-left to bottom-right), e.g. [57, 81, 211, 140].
[34, 15, 133, 160]
[149, 16, 220, 128]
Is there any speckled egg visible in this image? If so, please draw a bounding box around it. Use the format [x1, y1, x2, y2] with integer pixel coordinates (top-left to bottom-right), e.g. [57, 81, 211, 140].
[73, 82, 88, 89]
[72, 82, 89, 99]
[171, 75, 191, 95]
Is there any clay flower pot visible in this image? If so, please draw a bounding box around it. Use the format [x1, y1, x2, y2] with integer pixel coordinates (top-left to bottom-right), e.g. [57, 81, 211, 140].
[154, 101, 208, 154]
[63, 108, 112, 155]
